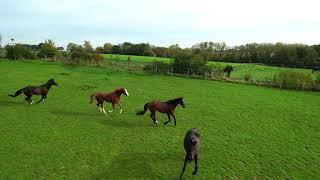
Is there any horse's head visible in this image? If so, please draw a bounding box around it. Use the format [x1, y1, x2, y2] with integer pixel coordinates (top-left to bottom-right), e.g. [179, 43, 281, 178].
[117, 88, 129, 96]
[48, 79, 58, 86]
[177, 97, 185, 108]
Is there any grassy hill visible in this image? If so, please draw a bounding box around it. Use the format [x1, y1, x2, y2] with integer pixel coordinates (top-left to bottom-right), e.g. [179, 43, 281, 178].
[102, 54, 315, 81]
[0, 60, 319, 179]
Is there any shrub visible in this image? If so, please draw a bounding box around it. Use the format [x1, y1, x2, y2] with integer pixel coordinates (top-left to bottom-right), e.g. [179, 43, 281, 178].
[315, 74, 320, 84]
[272, 70, 314, 90]
[5, 44, 36, 60]
[243, 72, 252, 81]
[142, 50, 156, 57]
[93, 53, 103, 65]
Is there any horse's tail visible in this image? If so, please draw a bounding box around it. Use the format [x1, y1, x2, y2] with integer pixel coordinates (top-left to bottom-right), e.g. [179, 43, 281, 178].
[89, 94, 96, 104]
[8, 88, 25, 97]
[136, 103, 149, 115]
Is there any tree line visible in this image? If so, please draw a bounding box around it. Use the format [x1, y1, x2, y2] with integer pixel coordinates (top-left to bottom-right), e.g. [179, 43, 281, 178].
[97, 41, 320, 68]
[1, 39, 319, 69]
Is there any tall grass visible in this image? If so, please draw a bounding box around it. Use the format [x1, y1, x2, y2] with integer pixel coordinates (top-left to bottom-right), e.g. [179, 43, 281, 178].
[272, 70, 314, 90]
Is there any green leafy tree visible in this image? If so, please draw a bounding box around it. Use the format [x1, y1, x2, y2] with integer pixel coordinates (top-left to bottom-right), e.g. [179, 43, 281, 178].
[39, 39, 57, 58]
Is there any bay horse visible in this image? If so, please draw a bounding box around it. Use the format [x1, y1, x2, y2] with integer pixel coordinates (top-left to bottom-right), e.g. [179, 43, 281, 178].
[89, 87, 129, 115]
[179, 128, 200, 180]
[8, 79, 58, 104]
[136, 97, 185, 126]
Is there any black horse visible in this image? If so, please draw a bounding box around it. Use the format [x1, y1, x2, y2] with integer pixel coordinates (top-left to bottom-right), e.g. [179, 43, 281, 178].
[223, 65, 233, 78]
[179, 128, 201, 179]
[136, 97, 185, 126]
[8, 79, 58, 104]
[312, 65, 320, 73]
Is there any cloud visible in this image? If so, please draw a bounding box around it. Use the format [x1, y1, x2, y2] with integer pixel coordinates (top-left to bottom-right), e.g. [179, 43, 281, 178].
[0, 0, 319, 47]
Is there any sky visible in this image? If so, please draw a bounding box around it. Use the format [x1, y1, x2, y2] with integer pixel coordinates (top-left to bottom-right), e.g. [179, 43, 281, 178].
[0, 0, 320, 48]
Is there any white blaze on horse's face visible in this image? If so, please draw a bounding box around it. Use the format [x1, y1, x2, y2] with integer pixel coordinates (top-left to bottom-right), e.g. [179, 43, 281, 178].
[124, 88, 129, 96]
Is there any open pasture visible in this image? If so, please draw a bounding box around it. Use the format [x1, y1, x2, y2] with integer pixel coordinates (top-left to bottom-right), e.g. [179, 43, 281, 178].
[103, 54, 315, 81]
[0, 60, 319, 179]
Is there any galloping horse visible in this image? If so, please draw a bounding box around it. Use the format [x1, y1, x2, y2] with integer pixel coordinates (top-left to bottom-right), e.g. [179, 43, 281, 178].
[8, 79, 58, 104]
[89, 88, 129, 115]
[136, 97, 185, 126]
[312, 65, 320, 73]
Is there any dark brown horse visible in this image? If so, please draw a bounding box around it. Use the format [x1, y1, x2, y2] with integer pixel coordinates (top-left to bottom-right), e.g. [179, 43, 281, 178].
[179, 128, 200, 180]
[89, 87, 129, 115]
[8, 79, 58, 104]
[136, 97, 185, 126]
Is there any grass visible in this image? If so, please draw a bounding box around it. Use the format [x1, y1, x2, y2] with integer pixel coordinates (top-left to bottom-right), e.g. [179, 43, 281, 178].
[103, 54, 315, 81]
[0, 60, 319, 179]
[102, 54, 172, 63]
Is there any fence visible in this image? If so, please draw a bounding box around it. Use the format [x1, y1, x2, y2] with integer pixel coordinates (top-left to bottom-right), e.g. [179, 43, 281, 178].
[2, 57, 319, 91]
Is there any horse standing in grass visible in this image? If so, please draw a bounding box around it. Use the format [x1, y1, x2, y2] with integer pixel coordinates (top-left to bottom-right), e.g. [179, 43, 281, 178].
[179, 128, 200, 180]
[8, 79, 58, 104]
[89, 88, 129, 115]
[136, 97, 185, 126]
[312, 65, 320, 73]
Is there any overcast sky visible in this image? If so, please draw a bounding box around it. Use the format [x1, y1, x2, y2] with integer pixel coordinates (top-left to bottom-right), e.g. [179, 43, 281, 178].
[0, 0, 319, 47]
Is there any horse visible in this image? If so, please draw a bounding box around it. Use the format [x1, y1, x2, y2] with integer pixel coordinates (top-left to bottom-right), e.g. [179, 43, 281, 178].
[136, 97, 185, 126]
[8, 79, 58, 104]
[223, 65, 234, 78]
[179, 128, 200, 180]
[89, 87, 129, 115]
[312, 65, 320, 73]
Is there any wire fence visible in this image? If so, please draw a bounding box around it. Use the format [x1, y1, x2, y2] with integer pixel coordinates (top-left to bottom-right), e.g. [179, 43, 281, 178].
[2, 57, 319, 91]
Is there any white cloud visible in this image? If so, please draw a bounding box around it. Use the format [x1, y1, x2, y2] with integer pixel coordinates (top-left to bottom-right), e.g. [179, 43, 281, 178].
[1, 0, 319, 47]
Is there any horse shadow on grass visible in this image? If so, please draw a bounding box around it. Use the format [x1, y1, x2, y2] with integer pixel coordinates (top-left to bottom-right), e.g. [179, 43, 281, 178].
[94, 114, 149, 128]
[90, 151, 181, 180]
[50, 109, 148, 128]
[0, 99, 26, 107]
[50, 109, 101, 117]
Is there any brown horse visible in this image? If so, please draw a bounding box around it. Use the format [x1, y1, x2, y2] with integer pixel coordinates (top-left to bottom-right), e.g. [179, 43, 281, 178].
[136, 97, 185, 126]
[8, 79, 58, 104]
[179, 128, 200, 179]
[89, 87, 129, 115]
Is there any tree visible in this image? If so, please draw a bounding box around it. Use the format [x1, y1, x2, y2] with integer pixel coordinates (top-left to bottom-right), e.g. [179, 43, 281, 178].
[38, 39, 58, 58]
[83, 41, 93, 52]
[5, 44, 36, 60]
[0, 34, 2, 48]
[103, 43, 113, 54]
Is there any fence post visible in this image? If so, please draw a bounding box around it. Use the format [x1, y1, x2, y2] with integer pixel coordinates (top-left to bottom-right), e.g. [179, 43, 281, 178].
[187, 69, 190, 77]
[155, 65, 158, 73]
[171, 67, 173, 76]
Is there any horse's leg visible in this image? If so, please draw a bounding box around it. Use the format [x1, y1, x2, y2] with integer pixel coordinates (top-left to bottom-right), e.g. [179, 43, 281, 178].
[164, 113, 171, 125]
[109, 103, 115, 113]
[101, 103, 107, 115]
[23, 92, 32, 104]
[192, 156, 198, 175]
[118, 102, 123, 114]
[150, 111, 158, 125]
[179, 157, 188, 180]
[36, 95, 46, 104]
[172, 113, 177, 126]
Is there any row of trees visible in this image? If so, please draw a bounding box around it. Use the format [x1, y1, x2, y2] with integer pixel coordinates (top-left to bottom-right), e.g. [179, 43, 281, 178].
[96, 41, 319, 68]
[1, 39, 319, 68]
[3, 40, 103, 63]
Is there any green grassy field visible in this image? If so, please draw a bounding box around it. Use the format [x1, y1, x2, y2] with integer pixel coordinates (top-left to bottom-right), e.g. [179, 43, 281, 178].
[0, 60, 319, 179]
[102, 54, 315, 81]
[102, 54, 172, 63]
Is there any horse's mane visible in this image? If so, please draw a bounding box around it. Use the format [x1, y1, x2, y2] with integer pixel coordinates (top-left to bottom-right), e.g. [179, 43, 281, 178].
[165, 97, 182, 105]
